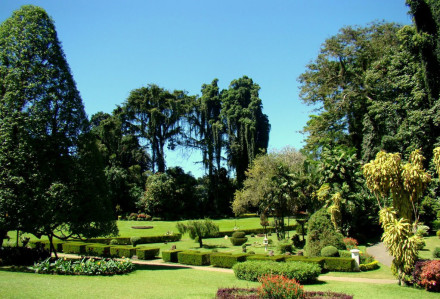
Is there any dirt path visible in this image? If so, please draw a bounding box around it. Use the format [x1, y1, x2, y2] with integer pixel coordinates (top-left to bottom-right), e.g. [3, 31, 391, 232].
[366, 242, 393, 267]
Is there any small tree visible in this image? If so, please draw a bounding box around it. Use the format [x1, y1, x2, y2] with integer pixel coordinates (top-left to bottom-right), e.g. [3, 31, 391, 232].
[176, 219, 219, 248]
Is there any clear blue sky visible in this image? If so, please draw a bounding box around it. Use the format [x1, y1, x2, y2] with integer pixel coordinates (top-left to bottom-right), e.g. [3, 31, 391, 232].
[0, 0, 412, 177]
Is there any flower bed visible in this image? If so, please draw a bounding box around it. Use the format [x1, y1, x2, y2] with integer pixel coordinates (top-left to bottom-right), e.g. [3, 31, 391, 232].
[32, 257, 135, 275]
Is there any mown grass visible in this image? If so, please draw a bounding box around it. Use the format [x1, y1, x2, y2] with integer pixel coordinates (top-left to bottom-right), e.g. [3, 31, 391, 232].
[0, 265, 437, 299]
[418, 236, 440, 260]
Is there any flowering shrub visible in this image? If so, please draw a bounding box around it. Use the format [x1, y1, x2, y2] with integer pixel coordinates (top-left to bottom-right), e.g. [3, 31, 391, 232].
[32, 257, 135, 275]
[342, 238, 358, 250]
[413, 260, 440, 292]
[258, 275, 305, 299]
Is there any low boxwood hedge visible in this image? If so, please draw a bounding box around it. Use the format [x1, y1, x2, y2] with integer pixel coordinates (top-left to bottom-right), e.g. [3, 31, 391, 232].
[85, 244, 111, 257]
[233, 260, 320, 284]
[110, 246, 136, 258]
[359, 261, 379, 271]
[210, 253, 247, 268]
[285, 256, 326, 269]
[162, 250, 183, 263]
[323, 257, 355, 272]
[136, 247, 160, 260]
[62, 242, 91, 255]
[177, 251, 210, 266]
[246, 254, 285, 262]
[29, 240, 64, 252]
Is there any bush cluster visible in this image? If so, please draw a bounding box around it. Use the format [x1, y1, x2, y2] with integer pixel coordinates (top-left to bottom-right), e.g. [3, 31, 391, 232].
[413, 260, 440, 292]
[177, 251, 211, 266]
[258, 274, 304, 299]
[210, 253, 247, 268]
[277, 241, 293, 254]
[342, 237, 358, 250]
[0, 247, 50, 266]
[62, 242, 90, 255]
[215, 288, 353, 299]
[233, 260, 321, 284]
[32, 257, 135, 275]
[433, 247, 440, 258]
[285, 256, 326, 269]
[305, 209, 345, 257]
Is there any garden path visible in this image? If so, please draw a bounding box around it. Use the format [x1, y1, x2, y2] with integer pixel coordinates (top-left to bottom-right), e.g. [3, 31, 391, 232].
[366, 242, 393, 267]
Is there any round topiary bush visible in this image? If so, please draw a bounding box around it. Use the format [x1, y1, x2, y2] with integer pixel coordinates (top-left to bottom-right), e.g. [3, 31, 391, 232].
[433, 247, 440, 258]
[230, 231, 248, 246]
[232, 231, 246, 238]
[304, 209, 345, 257]
[320, 245, 339, 257]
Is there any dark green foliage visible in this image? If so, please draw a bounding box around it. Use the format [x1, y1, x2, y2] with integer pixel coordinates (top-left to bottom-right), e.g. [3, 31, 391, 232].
[110, 246, 136, 258]
[321, 246, 340, 257]
[245, 254, 285, 262]
[0, 5, 117, 252]
[177, 251, 211, 266]
[85, 244, 111, 257]
[322, 257, 356, 272]
[162, 249, 183, 263]
[124, 85, 188, 173]
[136, 247, 160, 260]
[210, 253, 247, 268]
[305, 209, 345, 257]
[0, 247, 50, 266]
[232, 260, 320, 284]
[90, 110, 149, 214]
[62, 242, 90, 255]
[130, 236, 141, 247]
[221, 76, 270, 185]
[433, 247, 440, 258]
[87, 234, 181, 245]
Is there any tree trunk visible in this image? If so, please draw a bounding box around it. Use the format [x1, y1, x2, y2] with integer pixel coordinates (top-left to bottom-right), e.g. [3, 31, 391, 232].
[48, 233, 58, 259]
[198, 237, 203, 248]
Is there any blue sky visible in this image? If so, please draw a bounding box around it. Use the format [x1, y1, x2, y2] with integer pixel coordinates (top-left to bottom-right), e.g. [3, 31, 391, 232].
[0, 0, 412, 177]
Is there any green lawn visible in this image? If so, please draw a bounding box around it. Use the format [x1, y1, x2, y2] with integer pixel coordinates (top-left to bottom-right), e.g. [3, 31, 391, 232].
[418, 236, 440, 260]
[1, 265, 437, 299]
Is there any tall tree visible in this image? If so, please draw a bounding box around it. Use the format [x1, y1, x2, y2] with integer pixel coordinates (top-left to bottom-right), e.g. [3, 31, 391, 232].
[124, 84, 188, 173]
[0, 5, 117, 248]
[90, 109, 149, 213]
[221, 76, 270, 185]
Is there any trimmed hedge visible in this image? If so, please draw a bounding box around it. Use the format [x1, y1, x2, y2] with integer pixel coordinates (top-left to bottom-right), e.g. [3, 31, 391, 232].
[321, 245, 339, 257]
[85, 244, 111, 257]
[110, 246, 137, 258]
[177, 251, 211, 266]
[323, 257, 355, 272]
[162, 250, 183, 263]
[233, 260, 320, 284]
[62, 242, 91, 254]
[285, 256, 326, 269]
[246, 254, 285, 262]
[210, 253, 247, 268]
[359, 261, 380, 271]
[136, 247, 160, 260]
[29, 240, 64, 252]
